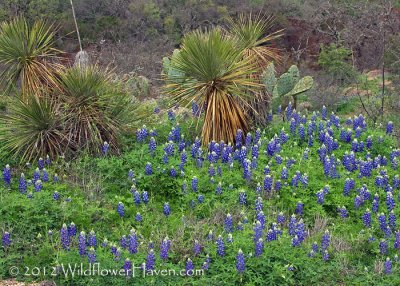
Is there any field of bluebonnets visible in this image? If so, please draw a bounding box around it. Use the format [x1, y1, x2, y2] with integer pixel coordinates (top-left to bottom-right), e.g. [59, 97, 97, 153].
[1, 103, 400, 285]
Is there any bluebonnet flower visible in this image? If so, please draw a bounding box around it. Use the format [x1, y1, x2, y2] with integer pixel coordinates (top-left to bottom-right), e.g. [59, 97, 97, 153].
[120, 235, 127, 248]
[380, 239, 388, 255]
[170, 166, 177, 177]
[316, 190, 325, 204]
[236, 249, 246, 273]
[101, 141, 110, 155]
[343, 178, 354, 196]
[277, 212, 285, 225]
[255, 238, 264, 256]
[192, 101, 199, 116]
[68, 222, 77, 237]
[19, 173, 27, 193]
[163, 202, 171, 216]
[321, 230, 330, 251]
[275, 180, 282, 191]
[34, 165, 44, 181]
[160, 237, 171, 260]
[2, 232, 10, 248]
[362, 209, 372, 228]
[225, 213, 233, 233]
[384, 257, 392, 274]
[321, 105, 327, 120]
[372, 194, 379, 213]
[145, 249, 156, 270]
[292, 235, 301, 247]
[145, 162, 152, 175]
[128, 229, 138, 254]
[256, 211, 266, 229]
[167, 110, 175, 121]
[208, 164, 215, 177]
[286, 102, 293, 120]
[281, 167, 288, 180]
[227, 233, 233, 243]
[295, 202, 304, 216]
[255, 197, 263, 212]
[263, 175, 273, 192]
[216, 182, 222, 195]
[53, 174, 59, 183]
[298, 124, 305, 140]
[253, 221, 263, 242]
[354, 195, 364, 209]
[36, 157, 45, 170]
[88, 247, 96, 264]
[142, 191, 149, 204]
[280, 128, 288, 144]
[394, 231, 400, 250]
[235, 129, 243, 148]
[388, 210, 396, 230]
[193, 240, 201, 256]
[216, 235, 225, 257]
[3, 164, 11, 187]
[34, 180, 42, 192]
[135, 212, 142, 222]
[245, 133, 252, 149]
[85, 230, 95, 248]
[131, 190, 141, 206]
[207, 230, 214, 241]
[53, 191, 60, 201]
[117, 202, 125, 217]
[378, 213, 387, 231]
[386, 192, 395, 212]
[188, 177, 198, 194]
[184, 258, 194, 275]
[198, 194, 204, 203]
[122, 258, 132, 276]
[289, 215, 297, 236]
[312, 242, 319, 253]
[148, 137, 156, 155]
[323, 250, 329, 261]
[239, 190, 247, 205]
[60, 224, 70, 250]
[386, 121, 393, 134]
[338, 206, 348, 218]
[78, 231, 86, 256]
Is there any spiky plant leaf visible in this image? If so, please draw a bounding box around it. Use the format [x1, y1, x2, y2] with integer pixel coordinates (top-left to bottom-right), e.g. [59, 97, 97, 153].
[0, 17, 63, 97]
[59, 66, 135, 153]
[227, 14, 283, 125]
[164, 28, 260, 145]
[0, 95, 67, 161]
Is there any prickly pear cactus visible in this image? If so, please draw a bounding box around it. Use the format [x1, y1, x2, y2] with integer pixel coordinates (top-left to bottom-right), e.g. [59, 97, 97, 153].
[262, 63, 313, 109]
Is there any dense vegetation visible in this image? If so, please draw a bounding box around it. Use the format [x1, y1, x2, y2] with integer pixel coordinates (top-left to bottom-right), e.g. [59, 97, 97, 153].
[1, 106, 400, 285]
[1, 1, 400, 285]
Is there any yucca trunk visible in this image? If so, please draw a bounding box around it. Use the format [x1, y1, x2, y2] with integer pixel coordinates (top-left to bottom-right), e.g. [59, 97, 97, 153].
[202, 89, 248, 145]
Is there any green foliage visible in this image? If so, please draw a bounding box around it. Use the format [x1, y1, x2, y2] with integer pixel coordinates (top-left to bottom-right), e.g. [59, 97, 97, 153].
[1, 112, 400, 285]
[318, 44, 357, 84]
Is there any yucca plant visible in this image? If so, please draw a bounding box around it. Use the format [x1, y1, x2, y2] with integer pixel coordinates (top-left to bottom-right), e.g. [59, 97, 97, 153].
[0, 17, 62, 97]
[58, 66, 134, 152]
[164, 28, 260, 145]
[0, 95, 67, 161]
[227, 14, 283, 125]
